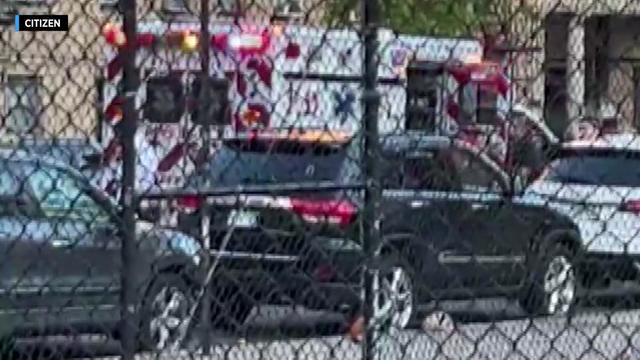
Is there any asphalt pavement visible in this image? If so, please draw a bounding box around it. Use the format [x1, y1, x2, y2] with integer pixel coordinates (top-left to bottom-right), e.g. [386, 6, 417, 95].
[33, 297, 640, 359]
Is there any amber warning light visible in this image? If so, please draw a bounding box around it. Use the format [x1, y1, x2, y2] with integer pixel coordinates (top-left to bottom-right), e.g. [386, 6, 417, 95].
[15, 15, 69, 32]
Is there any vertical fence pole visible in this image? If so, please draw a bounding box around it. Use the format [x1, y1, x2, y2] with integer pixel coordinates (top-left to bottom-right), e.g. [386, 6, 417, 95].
[361, 0, 381, 359]
[119, 0, 138, 358]
[199, 0, 212, 354]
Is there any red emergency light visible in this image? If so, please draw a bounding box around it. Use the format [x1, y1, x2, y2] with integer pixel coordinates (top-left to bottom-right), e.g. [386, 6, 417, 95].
[103, 24, 270, 57]
[104, 97, 124, 125]
[447, 61, 509, 96]
[102, 23, 126, 47]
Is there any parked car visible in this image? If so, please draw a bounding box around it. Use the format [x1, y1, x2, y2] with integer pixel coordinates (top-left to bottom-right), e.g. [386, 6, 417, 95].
[174, 130, 589, 330]
[0, 137, 102, 174]
[522, 133, 640, 292]
[173, 129, 358, 328]
[0, 150, 202, 352]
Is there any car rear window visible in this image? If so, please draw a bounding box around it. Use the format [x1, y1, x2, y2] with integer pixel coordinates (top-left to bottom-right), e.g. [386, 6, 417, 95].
[541, 150, 640, 186]
[188, 139, 356, 187]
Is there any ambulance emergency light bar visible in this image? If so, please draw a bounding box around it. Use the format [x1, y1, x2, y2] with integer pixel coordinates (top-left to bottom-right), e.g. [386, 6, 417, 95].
[103, 22, 271, 56]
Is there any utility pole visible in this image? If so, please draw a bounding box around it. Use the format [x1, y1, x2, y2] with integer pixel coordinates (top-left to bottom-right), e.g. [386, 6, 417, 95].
[361, 0, 382, 359]
[199, 0, 212, 354]
[118, 0, 138, 358]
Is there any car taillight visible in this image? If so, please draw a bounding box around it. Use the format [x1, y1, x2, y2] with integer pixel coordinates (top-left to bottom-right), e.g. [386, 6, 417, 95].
[290, 198, 357, 227]
[176, 195, 202, 213]
[621, 200, 640, 214]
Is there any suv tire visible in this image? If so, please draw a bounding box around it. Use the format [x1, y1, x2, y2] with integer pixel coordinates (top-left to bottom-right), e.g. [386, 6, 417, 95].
[520, 244, 578, 316]
[375, 256, 416, 330]
[139, 273, 197, 352]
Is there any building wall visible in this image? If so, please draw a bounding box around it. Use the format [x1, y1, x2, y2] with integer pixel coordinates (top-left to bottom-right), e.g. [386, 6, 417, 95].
[0, 0, 104, 141]
[110, 0, 326, 24]
[510, 0, 640, 133]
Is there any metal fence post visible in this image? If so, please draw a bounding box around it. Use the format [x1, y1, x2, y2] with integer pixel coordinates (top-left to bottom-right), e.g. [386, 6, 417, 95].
[119, 0, 138, 358]
[361, 0, 381, 359]
[199, 0, 212, 354]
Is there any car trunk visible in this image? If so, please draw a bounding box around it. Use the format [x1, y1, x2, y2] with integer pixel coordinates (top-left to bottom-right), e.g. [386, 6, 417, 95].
[176, 137, 361, 268]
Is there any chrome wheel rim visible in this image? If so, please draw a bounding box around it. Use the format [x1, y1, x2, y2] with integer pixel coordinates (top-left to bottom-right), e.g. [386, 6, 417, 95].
[149, 286, 190, 350]
[543, 255, 576, 315]
[373, 267, 413, 329]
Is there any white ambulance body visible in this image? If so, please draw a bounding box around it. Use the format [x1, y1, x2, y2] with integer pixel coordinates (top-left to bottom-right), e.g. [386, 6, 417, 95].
[269, 26, 484, 133]
[100, 21, 499, 191]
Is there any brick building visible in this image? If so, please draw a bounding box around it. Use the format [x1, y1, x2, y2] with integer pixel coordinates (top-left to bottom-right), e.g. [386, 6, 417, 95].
[0, 0, 104, 141]
[508, 0, 640, 135]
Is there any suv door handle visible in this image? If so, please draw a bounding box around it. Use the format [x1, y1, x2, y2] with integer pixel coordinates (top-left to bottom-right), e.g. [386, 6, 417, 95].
[51, 239, 73, 248]
[410, 200, 431, 208]
[471, 203, 489, 211]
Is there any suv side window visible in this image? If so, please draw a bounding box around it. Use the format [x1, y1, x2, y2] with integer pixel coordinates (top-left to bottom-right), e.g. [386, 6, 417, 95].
[402, 151, 460, 191]
[448, 149, 502, 192]
[382, 151, 462, 191]
[26, 165, 108, 221]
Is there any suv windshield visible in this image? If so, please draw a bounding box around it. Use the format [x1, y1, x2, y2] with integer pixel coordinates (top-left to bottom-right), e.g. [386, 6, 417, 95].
[188, 139, 358, 188]
[541, 150, 640, 186]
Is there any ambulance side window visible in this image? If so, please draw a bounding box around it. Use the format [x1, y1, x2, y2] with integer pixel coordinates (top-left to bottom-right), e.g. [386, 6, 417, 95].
[449, 149, 503, 193]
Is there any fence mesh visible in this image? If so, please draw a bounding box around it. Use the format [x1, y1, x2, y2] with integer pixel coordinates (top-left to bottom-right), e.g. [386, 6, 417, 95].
[3, 0, 640, 359]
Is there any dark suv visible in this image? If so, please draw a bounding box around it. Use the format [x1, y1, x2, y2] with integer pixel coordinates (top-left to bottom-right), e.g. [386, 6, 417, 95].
[0, 151, 202, 352]
[177, 132, 575, 329]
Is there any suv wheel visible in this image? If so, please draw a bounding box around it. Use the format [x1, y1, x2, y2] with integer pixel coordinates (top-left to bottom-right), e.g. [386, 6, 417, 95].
[374, 263, 415, 330]
[140, 273, 196, 351]
[520, 244, 577, 316]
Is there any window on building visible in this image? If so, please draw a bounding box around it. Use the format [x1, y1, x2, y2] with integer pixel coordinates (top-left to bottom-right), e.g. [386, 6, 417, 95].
[544, 13, 571, 135]
[275, 0, 303, 18]
[99, 0, 117, 7]
[4, 76, 42, 136]
[218, 0, 241, 15]
[544, 65, 568, 135]
[163, 0, 188, 13]
[633, 64, 640, 128]
[584, 16, 610, 110]
[0, 3, 17, 25]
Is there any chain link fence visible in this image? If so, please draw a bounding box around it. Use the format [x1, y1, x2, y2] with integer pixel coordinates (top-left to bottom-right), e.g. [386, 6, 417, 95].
[3, 0, 640, 359]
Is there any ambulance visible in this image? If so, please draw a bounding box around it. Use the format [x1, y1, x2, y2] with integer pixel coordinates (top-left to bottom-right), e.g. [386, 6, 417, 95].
[96, 20, 552, 194]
